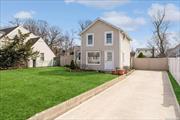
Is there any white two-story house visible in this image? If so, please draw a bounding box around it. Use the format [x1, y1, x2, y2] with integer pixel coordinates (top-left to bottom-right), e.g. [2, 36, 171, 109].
[80, 18, 132, 71]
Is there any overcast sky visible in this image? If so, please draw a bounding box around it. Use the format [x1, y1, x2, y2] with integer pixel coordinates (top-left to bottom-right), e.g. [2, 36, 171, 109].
[1, 0, 180, 49]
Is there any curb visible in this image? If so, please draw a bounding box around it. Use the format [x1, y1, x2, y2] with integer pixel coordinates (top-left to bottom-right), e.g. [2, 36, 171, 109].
[166, 72, 180, 114]
[28, 70, 135, 120]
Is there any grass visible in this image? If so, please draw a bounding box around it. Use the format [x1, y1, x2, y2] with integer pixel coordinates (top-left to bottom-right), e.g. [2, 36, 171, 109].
[167, 71, 180, 105]
[0, 67, 117, 120]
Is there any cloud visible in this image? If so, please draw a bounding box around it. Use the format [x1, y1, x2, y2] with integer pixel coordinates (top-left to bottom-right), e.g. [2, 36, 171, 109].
[14, 11, 35, 19]
[131, 39, 146, 49]
[64, 0, 129, 9]
[148, 3, 180, 21]
[101, 11, 146, 31]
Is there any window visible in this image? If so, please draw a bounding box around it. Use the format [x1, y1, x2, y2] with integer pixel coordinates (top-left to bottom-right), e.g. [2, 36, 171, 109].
[40, 53, 44, 61]
[86, 33, 94, 46]
[78, 52, 81, 61]
[86, 51, 100, 65]
[106, 33, 112, 44]
[105, 31, 113, 45]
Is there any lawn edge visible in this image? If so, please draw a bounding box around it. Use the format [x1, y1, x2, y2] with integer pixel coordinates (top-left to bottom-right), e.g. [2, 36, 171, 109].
[166, 71, 180, 113]
[28, 70, 135, 120]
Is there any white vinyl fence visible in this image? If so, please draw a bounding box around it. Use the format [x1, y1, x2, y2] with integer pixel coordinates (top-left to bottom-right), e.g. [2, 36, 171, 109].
[168, 57, 180, 85]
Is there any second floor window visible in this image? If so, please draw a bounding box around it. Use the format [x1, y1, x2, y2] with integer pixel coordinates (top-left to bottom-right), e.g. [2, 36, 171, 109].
[105, 31, 113, 45]
[86, 33, 94, 46]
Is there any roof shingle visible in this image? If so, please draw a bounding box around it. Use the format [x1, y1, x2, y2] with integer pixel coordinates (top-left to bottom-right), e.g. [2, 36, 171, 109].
[0, 26, 18, 38]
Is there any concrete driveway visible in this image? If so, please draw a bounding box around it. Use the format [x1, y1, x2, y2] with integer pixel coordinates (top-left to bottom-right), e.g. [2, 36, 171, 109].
[55, 70, 180, 120]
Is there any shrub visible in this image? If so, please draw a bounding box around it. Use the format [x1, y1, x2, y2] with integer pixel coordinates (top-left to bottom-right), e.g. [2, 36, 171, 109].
[123, 66, 130, 70]
[70, 60, 76, 69]
[0, 30, 39, 69]
[137, 52, 145, 58]
[64, 65, 70, 68]
[115, 67, 120, 70]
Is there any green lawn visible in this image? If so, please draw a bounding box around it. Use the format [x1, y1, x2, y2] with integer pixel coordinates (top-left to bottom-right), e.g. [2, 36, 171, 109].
[0, 67, 117, 120]
[168, 72, 180, 105]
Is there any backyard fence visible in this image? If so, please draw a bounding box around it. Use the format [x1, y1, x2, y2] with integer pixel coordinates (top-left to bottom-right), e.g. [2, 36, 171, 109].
[133, 58, 168, 71]
[168, 57, 180, 85]
[60, 55, 74, 66]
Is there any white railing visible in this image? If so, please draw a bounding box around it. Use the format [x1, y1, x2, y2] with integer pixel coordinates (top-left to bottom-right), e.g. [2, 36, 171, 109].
[168, 57, 180, 85]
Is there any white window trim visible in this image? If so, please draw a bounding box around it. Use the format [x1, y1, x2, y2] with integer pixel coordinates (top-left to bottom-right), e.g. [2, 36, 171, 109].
[86, 51, 101, 65]
[104, 31, 113, 46]
[86, 33, 94, 47]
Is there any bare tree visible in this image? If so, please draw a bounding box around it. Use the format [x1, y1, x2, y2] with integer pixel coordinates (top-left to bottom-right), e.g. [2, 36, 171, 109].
[9, 18, 77, 57]
[10, 19, 49, 43]
[62, 30, 75, 54]
[9, 18, 23, 26]
[171, 33, 180, 46]
[150, 8, 170, 57]
[78, 20, 92, 32]
[47, 26, 63, 49]
[23, 19, 38, 34]
[36, 20, 49, 41]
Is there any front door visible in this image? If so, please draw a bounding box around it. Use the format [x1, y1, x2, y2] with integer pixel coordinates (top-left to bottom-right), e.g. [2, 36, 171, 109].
[104, 50, 114, 70]
[33, 59, 36, 67]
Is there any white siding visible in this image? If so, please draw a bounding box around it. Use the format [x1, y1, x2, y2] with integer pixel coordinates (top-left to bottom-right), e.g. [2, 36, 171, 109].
[168, 57, 180, 85]
[121, 35, 131, 68]
[28, 38, 55, 67]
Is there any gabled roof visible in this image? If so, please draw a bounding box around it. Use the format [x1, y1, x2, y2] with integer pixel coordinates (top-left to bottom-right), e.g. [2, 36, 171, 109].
[0, 26, 40, 46]
[26, 37, 40, 46]
[80, 18, 132, 41]
[0, 26, 18, 38]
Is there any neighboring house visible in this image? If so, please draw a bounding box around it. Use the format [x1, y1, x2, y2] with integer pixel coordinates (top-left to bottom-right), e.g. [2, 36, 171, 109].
[0, 26, 56, 67]
[135, 48, 158, 58]
[167, 44, 180, 57]
[80, 18, 132, 71]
